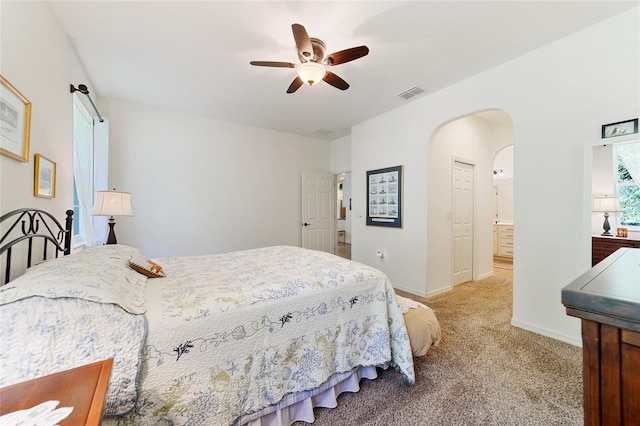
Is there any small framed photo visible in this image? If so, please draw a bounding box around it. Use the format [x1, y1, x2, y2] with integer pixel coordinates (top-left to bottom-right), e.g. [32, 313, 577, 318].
[367, 165, 403, 228]
[0, 75, 31, 162]
[601, 118, 638, 138]
[34, 154, 56, 198]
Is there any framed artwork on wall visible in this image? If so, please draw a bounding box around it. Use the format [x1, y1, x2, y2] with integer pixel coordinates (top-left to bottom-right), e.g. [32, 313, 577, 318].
[366, 165, 403, 228]
[601, 118, 638, 138]
[34, 154, 56, 198]
[0, 75, 31, 162]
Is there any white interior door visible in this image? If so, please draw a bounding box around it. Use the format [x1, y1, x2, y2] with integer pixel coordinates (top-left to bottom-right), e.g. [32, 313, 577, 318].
[302, 172, 335, 253]
[452, 161, 474, 285]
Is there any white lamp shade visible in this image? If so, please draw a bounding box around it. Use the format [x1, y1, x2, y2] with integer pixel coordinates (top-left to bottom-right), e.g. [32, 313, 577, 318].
[92, 191, 134, 216]
[297, 62, 326, 86]
[592, 196, 622, 213]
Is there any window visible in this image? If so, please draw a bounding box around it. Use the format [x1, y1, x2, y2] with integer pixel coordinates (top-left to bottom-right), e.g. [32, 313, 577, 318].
[615, 141, 640, 227]
[73, 95, 95, 246]
[72, 96, 109, 246]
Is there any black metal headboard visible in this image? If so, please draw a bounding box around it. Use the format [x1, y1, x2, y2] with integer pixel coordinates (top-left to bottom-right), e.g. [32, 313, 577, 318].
[0, 208, 73, 284]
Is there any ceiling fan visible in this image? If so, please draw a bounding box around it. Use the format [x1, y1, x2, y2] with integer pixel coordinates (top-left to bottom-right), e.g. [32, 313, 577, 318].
[250, 23, 369, 94]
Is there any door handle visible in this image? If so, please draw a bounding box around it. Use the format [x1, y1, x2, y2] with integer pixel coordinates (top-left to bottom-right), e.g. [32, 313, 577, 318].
[302, 223, 310, 226]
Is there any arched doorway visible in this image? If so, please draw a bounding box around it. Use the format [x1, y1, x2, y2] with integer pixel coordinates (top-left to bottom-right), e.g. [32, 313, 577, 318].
[426, 109, 514, 292]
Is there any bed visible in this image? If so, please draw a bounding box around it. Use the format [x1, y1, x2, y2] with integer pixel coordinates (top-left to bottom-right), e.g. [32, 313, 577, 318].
[0, 208, 440, 425]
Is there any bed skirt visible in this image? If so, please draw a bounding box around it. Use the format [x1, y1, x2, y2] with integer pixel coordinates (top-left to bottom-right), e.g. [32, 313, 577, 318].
[238, 365, 382, 426]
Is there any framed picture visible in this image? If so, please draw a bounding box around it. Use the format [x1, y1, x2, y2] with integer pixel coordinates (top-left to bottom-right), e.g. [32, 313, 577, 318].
[34, 154, 56, 198]
[367, 165, 403, 228]
[601, 118, 638, 138]
[0, 75, 31, 162]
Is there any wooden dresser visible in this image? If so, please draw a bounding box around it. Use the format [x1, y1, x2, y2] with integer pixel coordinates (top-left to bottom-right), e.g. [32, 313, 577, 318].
[0, 359, 112, 425]
[592, 235, 640, 266]
[562, 248, 640, 425]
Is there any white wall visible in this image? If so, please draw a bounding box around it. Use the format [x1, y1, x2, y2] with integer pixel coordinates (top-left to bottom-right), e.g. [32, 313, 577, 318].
[331, 134, 351, 173]
[494, 145, 514, 179]
[104, 98, 331, 258]
[0, 1, 93, 219]
[351, 8, 640, 345]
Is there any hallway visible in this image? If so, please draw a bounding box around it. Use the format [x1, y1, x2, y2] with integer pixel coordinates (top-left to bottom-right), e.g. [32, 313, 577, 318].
[336, 242, 351, 260]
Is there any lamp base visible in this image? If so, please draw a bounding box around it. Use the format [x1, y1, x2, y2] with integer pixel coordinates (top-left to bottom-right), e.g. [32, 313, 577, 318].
[601, 212, 612, 236]
[105, 217, 117, 245]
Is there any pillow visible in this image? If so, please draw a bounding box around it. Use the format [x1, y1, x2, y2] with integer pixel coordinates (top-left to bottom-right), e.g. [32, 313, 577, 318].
[403, 306, 441, 357]
[396, 295, 442, 357]
[129, 254, 166, 278]
[1, 244, 148, 314]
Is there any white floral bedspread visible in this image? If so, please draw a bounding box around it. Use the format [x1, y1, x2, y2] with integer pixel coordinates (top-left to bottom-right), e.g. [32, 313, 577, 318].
[0, 297, 146, 416]
[0, 244, 148, 416]
[107, 246, 414, 425]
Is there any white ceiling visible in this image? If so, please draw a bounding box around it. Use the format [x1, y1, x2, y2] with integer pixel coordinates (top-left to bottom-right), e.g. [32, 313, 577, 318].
[50, 1, 637, 140]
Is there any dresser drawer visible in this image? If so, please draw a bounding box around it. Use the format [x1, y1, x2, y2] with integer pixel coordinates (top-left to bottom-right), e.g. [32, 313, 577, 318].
[498, 246, 514, 257]
[592, 236, 640, 266]
[498, 226, 513, 237]
[494, 224, 514, 259]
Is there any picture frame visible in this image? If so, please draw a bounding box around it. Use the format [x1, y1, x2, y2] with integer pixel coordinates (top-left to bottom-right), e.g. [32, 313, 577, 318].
[367, 165, 403, 228]
[0, 75, 31, 162]
[601, 118, 638, 139]
[34, 154, 56, 198]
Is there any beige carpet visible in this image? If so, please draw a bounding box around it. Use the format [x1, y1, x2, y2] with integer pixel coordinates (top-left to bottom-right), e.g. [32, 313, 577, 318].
[295, 268, 583, 425]
[493, 258, 513, 270]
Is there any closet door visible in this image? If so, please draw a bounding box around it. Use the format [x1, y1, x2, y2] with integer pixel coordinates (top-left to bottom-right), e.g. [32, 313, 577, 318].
[452, 160, 474, 285]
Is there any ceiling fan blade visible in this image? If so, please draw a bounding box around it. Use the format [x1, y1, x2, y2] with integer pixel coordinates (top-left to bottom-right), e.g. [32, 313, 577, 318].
[250, 61, 296, 68]
[325, 46, 369, 66]
[287, 76, 304, 94]
[292, 23, 313, 60]
[323, 71, 349, 91]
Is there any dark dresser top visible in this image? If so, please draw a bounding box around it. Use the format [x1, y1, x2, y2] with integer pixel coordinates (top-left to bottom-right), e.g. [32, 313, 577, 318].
[562, 248, 640, 331]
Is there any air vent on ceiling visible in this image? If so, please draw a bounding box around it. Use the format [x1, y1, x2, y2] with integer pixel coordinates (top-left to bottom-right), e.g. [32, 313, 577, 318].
[312, 128, 333, 137]
[397, 86, 424, 100]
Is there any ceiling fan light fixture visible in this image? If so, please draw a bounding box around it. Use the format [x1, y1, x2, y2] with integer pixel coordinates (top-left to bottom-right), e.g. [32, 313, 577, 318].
[297, 62, 326, 86]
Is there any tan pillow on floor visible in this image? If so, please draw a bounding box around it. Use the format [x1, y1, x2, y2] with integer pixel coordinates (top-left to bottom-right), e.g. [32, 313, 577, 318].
[403, 306, 441, 357]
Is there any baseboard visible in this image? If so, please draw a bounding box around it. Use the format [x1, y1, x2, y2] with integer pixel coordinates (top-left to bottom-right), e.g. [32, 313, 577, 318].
[392, 284, 428, 298]
[476, 270, 494, 280]
[511, 318, 582, 347]
[426, 285, 452, 298]
[392, 282, 454, 299]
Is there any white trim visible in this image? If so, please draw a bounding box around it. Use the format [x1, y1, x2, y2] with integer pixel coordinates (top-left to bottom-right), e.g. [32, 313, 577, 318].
[425, 285, 453, 298]
[393, 282, 429, 298]
[476, 270, 494, 280]
[511, 318, 582, 347]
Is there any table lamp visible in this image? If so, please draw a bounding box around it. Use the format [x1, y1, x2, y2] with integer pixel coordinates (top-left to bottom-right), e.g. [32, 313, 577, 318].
[592, 195, 621, 236]
[91, 189, 133, 244]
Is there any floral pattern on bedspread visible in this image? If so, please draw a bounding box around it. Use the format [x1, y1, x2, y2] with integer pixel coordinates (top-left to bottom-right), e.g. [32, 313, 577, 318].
[106, 246, 414, 425]
[0, 244, 149, 416]
[0, 296, 146, 416]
